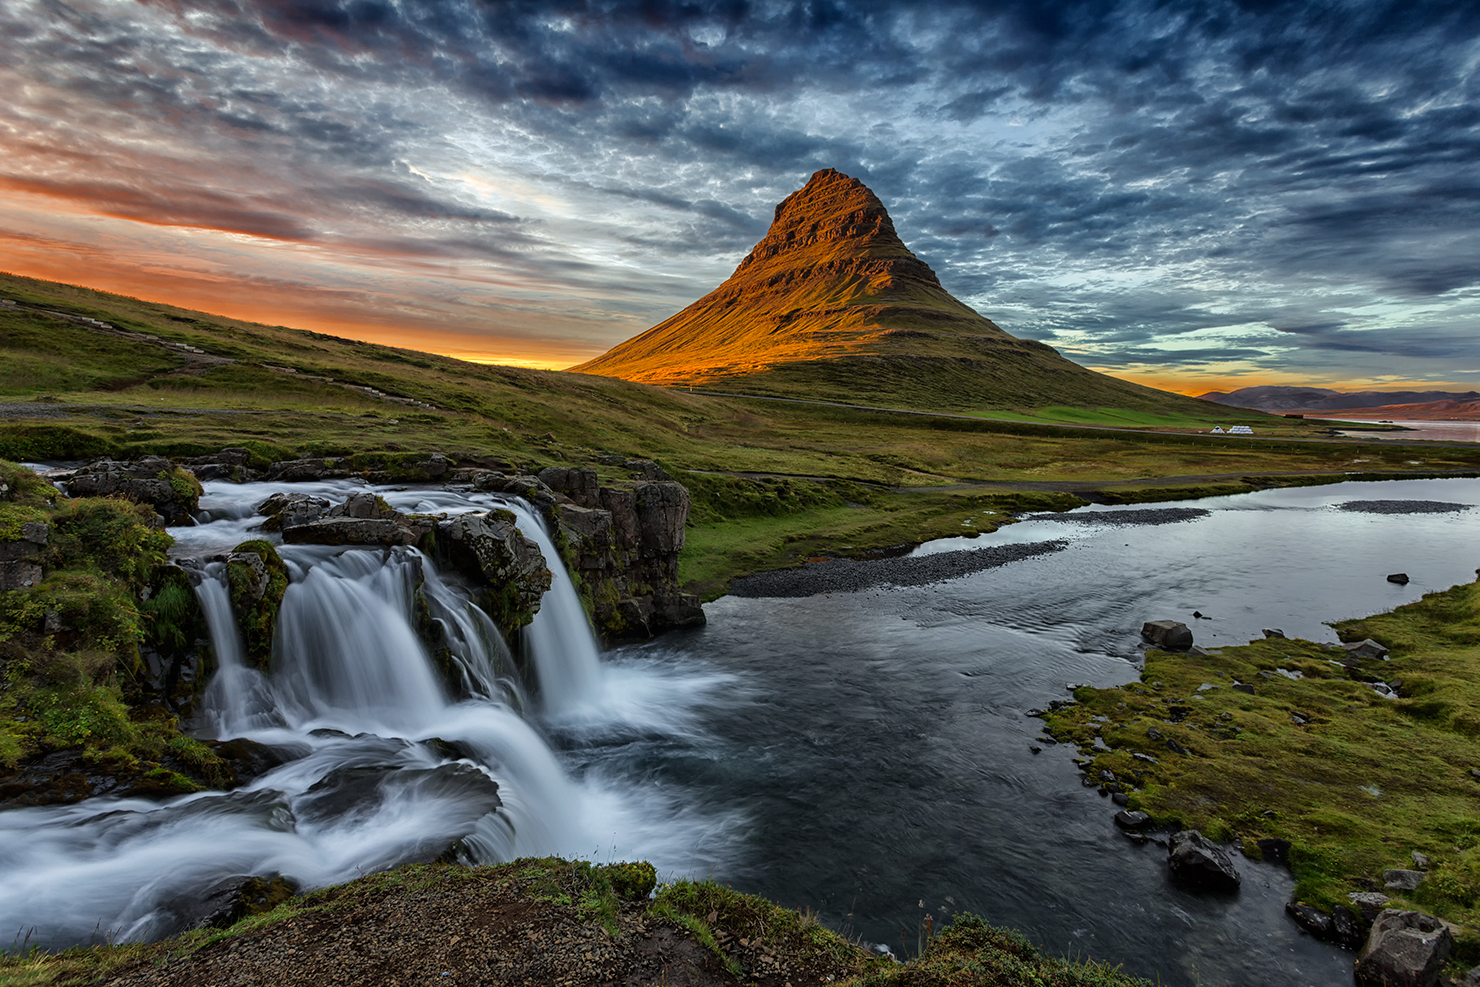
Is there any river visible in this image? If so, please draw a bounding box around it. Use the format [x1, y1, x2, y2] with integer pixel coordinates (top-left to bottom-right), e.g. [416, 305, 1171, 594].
[3, 474, 1477, 985]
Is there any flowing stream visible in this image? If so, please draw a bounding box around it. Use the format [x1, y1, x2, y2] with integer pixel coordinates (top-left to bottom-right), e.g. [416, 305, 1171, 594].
[2, 475, 1479, 985]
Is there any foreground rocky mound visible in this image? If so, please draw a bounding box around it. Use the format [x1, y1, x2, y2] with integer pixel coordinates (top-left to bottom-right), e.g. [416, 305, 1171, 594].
[573, 168, 1213, 414]
[6, 858, 1154, 987]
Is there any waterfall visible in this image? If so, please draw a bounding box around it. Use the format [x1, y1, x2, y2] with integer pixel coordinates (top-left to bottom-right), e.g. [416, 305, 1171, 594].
[196, 565, 280, 737]
[0, 483, 739, 951]
[500, 502, 605, 714]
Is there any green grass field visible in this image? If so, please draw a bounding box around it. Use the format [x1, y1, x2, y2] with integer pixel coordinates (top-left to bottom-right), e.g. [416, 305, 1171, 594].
[5, 269, 1479, 594]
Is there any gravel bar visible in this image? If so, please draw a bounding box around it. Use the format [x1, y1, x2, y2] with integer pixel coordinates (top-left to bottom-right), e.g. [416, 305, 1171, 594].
[729, 539, 1068, 598]
[1336, 500, 1472, 514]
[1022, 507, 1211, 525]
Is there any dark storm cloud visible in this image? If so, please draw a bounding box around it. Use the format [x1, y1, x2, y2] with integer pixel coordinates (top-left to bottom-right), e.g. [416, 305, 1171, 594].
[3, 0, 1478, 376]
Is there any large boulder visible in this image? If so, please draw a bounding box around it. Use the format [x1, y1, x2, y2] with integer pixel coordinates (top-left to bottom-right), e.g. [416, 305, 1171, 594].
[434, 511, 552, 635]
[1142, 620, 1194, 651]
[280, 493, 432, 546]
[64, 456, 202, 525]
[257, 492, 331, 532]
[1354, 910, 1453, 987]
[1168, 830, 1240, 891]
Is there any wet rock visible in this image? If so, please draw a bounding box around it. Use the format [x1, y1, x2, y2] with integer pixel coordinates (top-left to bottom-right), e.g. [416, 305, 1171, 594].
[225, 541, 289, 669]
[1333, 905, 1363, 948]
[212, 738, 293, 785]
[64, 455, 202, 525]
[1387, 572, 1411, 585]
[1287, 902, 1333, 938]
[1355, 909, 1453, 987]
[170, 874, 300, 931]
[1142, 620, 1193, 651]
[1168, 829, 1241, 891]
[1257, 837, 1292, 865]
[257, 491, 331, 531]
[1114, 809, 1151, 829]
[1346, 639, 1392, 660]
[1263, 628, 1286, 639]
[434, 511, 552, 635]
[281, 494, 433, 547]
[1385, 869, 1426, 892]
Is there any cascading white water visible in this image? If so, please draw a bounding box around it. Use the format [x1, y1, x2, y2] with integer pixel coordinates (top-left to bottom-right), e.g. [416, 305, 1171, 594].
[501, 502, 605, 715]
[0, 479, 741, 950]
[196, 565, 280, 737]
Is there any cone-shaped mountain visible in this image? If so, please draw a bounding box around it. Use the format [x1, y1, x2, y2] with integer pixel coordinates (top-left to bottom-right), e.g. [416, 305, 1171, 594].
[574, 169, 1207, 414]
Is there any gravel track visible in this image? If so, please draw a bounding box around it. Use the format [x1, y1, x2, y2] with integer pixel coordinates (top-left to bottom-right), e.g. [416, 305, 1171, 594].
[728, 539, 1068, 598]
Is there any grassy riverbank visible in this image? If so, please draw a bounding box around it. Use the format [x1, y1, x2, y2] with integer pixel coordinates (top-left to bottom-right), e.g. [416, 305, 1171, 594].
[1, 857, 1153, 987]
[1043, 576, 1480, 969]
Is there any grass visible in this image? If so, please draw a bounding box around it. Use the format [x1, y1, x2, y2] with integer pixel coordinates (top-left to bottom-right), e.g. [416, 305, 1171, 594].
[0, 858, 1151, 987]
[0, 460, 225, 790]
[1042, 576, 1480, 971]
[3, 269, 1480, 596]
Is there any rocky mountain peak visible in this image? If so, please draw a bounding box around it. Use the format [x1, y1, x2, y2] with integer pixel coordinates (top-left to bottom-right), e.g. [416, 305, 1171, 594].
[732, 168, 942, 288]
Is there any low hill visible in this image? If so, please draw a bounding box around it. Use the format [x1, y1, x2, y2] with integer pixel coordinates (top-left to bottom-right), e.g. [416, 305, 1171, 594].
[573, 168, 1240, 418]
[1200, 385, 1480, 419]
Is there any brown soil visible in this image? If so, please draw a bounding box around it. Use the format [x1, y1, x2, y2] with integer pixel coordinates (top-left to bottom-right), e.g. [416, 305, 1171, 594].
[74, 865, 865, 987]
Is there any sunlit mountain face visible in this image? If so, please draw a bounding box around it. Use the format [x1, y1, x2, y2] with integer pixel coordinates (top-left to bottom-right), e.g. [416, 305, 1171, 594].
[2, 1, 1479, 392]
[573, 168, 1220, 415]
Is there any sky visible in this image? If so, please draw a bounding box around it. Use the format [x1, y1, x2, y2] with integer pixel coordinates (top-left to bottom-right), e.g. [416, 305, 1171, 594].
[2, 1, 1478, 394]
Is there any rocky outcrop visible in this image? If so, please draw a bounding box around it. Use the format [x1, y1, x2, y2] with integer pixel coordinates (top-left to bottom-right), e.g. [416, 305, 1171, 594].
[238, 453, 704, 642]
[181, 448, 254, 483]
[1355, 910, 1453, 987]
[1167, 830, 1240, 891]
[549, 475, 704, 641]
[433, 510, 552, 636]
[279, 492, 434, 547]
[1142, 620, 1193, 651]
[61, 455, 202, 525]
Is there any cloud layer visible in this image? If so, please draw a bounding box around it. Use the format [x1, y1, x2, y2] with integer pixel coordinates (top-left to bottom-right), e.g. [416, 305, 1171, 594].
[3, 0, 1478, 386]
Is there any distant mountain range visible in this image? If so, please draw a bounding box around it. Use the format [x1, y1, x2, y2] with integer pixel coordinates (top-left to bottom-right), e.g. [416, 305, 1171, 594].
[575, 168, 1231, 417]
[1199, 386, 1480, 420]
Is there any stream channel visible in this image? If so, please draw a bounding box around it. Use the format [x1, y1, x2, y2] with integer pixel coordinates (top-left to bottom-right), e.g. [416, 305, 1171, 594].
[3, 474, 1479, 986]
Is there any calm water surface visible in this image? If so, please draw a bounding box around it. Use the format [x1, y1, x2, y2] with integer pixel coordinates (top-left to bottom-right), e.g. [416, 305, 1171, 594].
[577, 477, 1480, 986]
[1332, 419, 1480, 443]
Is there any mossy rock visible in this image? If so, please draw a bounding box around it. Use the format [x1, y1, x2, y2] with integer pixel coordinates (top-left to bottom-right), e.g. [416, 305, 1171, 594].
[225, 540, 289, 671]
